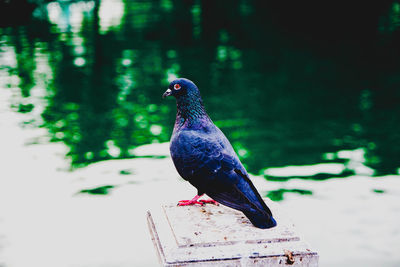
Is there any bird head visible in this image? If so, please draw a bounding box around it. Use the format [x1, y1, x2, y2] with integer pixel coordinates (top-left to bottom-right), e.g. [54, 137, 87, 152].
[162, 78, 200, 99]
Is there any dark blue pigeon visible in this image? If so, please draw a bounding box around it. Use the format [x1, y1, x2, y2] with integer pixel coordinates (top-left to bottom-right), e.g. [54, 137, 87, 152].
[163, 78, 276, 229]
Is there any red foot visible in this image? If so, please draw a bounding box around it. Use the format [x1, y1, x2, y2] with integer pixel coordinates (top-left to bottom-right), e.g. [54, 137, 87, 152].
[199, 199, 219, 205]
[177, 199, 205, 206]
[177, 195, 219, 206]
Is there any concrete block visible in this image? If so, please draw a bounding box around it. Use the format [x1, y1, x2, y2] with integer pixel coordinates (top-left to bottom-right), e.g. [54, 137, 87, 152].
[147, 199, 318, 266]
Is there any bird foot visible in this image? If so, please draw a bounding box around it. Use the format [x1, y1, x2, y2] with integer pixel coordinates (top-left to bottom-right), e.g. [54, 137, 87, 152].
[177, 199, 205, 206]
[199, 199, 219, 205]
[177, 197, 219, 206]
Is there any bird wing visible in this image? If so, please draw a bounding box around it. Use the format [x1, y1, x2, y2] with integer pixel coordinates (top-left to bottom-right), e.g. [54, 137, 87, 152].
[170, 129, 272, 217]
[212, 168, 273, 216]
[170, 129, 228, 183]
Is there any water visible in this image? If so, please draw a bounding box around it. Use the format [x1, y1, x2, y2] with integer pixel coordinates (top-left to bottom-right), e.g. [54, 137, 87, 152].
[0, 1, 400, 266]
[1, 0, 399, 175]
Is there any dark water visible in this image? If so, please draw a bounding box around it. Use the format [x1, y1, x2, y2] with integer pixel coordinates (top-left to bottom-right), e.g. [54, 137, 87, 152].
[1, 0, 399, 176]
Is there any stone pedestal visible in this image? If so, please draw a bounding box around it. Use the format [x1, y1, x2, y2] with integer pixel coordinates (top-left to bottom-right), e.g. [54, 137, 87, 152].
[147, 199, 318, 266]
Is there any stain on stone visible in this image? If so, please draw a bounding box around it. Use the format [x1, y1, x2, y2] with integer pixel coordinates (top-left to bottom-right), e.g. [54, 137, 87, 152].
[284, 249, 295, 265]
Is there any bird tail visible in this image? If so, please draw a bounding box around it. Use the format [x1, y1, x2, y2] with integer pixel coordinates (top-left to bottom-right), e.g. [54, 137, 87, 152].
[243, 210, 277, 229]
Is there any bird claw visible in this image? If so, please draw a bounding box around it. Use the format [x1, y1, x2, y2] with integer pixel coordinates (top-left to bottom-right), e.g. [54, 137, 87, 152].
[177, 199, 219, 206]
[199, 199, 219, 205]
[177, 200, 205, 206]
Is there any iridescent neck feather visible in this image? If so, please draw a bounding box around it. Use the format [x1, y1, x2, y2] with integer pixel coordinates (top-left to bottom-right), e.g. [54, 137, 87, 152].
[175, 90, 210, 129]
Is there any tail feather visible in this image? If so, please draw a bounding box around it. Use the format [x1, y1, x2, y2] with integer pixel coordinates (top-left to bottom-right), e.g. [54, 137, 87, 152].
[243, 210, 277, 229]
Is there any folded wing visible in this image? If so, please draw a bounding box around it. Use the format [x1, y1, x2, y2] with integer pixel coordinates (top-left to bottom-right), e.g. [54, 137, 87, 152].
[170, 129, 276, 229]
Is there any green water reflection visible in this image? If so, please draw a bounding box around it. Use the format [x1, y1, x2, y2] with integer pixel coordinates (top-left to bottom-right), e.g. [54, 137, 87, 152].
[0, 0, 399, 175]
[266, 189, 313, 202]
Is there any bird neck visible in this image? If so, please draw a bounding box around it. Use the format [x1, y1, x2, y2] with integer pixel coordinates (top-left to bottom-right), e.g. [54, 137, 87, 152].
[175, 96, 210, 128]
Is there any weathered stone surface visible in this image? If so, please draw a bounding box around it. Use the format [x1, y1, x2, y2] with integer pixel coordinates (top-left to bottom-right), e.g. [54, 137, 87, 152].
[147, 199, 318, 266]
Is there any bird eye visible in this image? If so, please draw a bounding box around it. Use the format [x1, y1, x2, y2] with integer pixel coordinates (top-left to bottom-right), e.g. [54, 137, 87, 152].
[174, 84, 181, 90]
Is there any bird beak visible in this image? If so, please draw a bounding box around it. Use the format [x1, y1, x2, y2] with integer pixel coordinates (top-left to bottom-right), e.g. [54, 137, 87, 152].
[162, 88, 172, 98]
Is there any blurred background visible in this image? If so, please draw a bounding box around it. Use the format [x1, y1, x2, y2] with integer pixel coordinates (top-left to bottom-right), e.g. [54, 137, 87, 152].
[0, 0, 399, 266]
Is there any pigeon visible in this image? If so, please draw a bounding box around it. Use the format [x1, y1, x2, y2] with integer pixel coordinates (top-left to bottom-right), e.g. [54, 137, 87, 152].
[163, 78, 277, 229]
